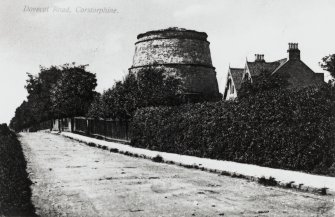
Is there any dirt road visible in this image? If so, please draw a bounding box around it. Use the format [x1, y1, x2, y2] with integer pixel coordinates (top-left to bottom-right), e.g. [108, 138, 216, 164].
[20, 132, 334, 217]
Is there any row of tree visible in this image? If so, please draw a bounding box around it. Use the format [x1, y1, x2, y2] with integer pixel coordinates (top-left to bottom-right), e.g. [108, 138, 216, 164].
[10, 63, 97, 131]
[9, 65, 184, 131]
[9, 53, 335, 131]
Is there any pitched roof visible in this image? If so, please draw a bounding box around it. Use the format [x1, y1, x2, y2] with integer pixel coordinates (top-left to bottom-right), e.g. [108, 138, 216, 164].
[230, 68, 244, 90]
[272, 60, 324, 88]
[271, 58, 289, 75]
[277, 58, 288, 66]
[247, 58, 287, 77]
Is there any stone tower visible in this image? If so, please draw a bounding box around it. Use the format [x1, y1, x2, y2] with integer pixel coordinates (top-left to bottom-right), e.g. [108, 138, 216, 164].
[129, 27, 220, 101]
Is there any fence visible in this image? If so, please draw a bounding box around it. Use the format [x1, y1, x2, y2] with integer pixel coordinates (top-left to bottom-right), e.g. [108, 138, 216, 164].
[26, 117, 131, 142]
[52, 118, 72, 132]
[29, 120, 53, 132]
[74, 117, 131, 142]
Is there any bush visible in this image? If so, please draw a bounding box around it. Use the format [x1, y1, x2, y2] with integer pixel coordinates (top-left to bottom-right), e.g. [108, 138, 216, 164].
[258, 176, 278, 186]
[152, 155, 164, 163]
[110, 148, 119, 153]
[87, 142, 96, 147]
[131, 84, 335, 176]
[0, 124, 36, 216]
[319, 187, 328, 195]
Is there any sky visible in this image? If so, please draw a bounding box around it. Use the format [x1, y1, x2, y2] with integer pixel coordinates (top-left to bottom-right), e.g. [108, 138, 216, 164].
[0, 0, 334, 124]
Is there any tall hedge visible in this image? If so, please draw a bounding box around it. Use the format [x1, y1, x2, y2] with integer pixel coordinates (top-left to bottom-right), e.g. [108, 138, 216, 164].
[131, 84, 335, 176]
[0, 124, 36, 216]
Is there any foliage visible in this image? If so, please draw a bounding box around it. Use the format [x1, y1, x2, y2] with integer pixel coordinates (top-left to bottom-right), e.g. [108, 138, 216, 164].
[258, 176, 278, 186]
[320, 54, 335, 80]
[238, 70, 289, 98]
[10, 101, 34, 131]
[10, 63, 97, 131]
[87, 67, 184, 119]
[0, 124, 36, 216]
[50, 64, 97, 118]
[88, 74, 138, 119]
[131, 83, 335, 176]
[152, 155, 164, 163]
[136, 67, 185, 107]
[86, 93, 103, 119]
[10, 66, 64, 131]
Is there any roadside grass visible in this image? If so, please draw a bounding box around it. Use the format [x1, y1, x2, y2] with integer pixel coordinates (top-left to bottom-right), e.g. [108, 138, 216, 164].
[0, 124, 36, 216]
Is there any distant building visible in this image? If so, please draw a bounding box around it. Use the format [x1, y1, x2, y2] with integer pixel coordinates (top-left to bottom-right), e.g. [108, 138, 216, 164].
[224, 43, 324, 100]
[223, 67, 243, 100]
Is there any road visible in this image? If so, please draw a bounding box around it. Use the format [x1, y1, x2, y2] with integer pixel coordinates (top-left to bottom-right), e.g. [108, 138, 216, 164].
[20, 132, 335, 217]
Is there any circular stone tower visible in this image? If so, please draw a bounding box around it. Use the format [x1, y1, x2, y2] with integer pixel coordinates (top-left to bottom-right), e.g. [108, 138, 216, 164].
[129, 27, 220, 100]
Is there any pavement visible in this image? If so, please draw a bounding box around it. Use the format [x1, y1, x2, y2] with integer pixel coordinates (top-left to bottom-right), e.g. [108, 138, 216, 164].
[20, 132, 335, 217]
[62, 131, 335, 194]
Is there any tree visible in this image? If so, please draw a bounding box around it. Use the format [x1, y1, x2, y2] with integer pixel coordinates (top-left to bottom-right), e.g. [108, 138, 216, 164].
[87, 67, 184, 120]
[9, 101, 34, 131]
[24, 66, 63, 122]
[86, 93, 103, 119]
[87, 76, 138, 120]
[136, 67, 184, 107]
[10, 63, 97, 131]
[320, 54, 335, 80]
[50, 64, 97, 118]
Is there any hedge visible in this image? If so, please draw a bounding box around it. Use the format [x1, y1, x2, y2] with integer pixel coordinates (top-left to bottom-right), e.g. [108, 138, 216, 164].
[131, 84, 335, 176]
[0, 124, 36, 216]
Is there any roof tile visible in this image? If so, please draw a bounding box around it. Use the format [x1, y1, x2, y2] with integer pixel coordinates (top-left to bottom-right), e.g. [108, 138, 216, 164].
[230, 68, 244, 90]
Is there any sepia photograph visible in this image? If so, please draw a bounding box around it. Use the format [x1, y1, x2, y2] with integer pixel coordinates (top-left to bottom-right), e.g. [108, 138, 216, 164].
[0, 0, 334, 216]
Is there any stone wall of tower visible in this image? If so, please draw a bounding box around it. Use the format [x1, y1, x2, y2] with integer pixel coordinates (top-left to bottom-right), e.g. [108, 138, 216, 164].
[129, 27, 220, 100]
[130, 65, 218, 97]
[132, 38, 213, 67]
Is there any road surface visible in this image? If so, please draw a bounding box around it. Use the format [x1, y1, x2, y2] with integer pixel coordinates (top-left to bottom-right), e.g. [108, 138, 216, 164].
[20, 132, 335, 217]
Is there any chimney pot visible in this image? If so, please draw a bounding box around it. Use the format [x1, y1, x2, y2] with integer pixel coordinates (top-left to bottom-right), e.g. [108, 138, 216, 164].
[288, 42, 300, 60]
[255, 54, 265, 62]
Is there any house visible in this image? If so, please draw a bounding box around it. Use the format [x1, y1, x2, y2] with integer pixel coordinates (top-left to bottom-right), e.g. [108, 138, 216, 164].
[223, 43, 324, 100]
[223, 67, 244, 100]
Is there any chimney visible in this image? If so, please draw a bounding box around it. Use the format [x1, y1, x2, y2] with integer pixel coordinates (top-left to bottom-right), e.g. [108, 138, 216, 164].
[255, 54, 265, 62]
[288, 43, 300, 61]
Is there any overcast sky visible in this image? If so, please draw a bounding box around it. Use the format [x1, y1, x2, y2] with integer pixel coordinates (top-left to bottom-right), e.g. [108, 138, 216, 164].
[0, 0, 334, 124]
